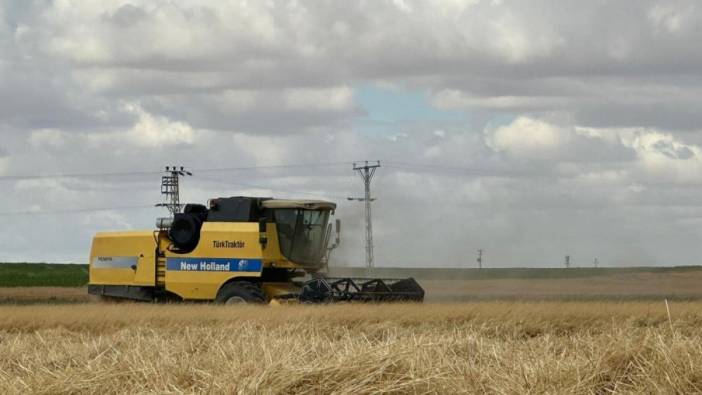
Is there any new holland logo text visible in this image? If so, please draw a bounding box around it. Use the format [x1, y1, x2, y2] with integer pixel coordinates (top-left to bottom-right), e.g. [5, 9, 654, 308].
[180, 260, 232, 271]
[212, 240, 245, 248]
[166, 257, 262, 272]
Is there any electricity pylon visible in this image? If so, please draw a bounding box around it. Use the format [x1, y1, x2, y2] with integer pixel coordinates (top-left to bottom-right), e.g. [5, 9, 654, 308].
[348, 161, 380, 268]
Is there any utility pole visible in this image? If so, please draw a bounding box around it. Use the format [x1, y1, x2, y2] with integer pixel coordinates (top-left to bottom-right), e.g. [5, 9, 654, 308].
[348, 160, 380, 269]
[156, 166, 192, 216]
[565, 255, 571, 269]
[477, 249, 483, 269]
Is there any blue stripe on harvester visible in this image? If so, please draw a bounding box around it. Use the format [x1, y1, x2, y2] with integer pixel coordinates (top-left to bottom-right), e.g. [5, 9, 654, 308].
[166, 258, 262, 272]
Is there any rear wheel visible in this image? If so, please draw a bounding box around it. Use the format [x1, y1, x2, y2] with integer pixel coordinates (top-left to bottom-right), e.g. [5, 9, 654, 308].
[215, 281, 267, 304]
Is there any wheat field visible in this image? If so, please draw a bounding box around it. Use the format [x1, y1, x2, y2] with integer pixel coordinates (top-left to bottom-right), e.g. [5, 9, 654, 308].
[1, 301, 702, 394]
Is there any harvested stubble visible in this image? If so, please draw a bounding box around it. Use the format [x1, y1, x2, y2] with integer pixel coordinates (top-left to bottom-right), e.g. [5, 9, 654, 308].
[0, 287, 88, 304]
[1, 302, 702, 394]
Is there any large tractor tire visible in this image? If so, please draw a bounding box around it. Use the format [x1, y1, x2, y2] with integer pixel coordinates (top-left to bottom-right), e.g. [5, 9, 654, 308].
[215, 281, 267, 304]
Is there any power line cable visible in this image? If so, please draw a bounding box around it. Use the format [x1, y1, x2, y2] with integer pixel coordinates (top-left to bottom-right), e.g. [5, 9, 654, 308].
[0, 160, 483, 182]
[0, 161, 353, 182]
[385, 162, 702, 188]
[193, 175, 350, 201]
[384, 161, 527, 177]
[0, 167, 352, 216]
[9, 160, 702, 188]
[0, 204, 155, 217]
[14, 163, 500, 215]
[194, 162, 350, 173]
[0, 170, 162, 182]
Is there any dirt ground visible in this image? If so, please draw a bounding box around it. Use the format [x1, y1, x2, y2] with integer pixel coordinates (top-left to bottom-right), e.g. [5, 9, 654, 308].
[0, 287, 89, 304]
[3, 270, 702, 304]
[421, 270, 702, 301]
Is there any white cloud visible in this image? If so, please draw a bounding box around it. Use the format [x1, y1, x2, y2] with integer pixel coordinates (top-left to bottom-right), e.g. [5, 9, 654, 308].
[124, 105, 197, 147]
[4, 1, 702, 266]
[385, 132, 409, 142]
[14, 178, 82, 209]
[284, 86, 354, 112]
[486, 116, 569, 157]
[0, 157, 8, 176]
[625, 131, 702, 183]
[484, 10, 564, 63]
[82, 210, 133, 230]
[7, 0, 702, 133]
[648, 4, 696, 35]
[78, 104, 200, 148]
[230, 133, 288, 165]
[432, 89, 566, 111]
[28, 129, 66, 149]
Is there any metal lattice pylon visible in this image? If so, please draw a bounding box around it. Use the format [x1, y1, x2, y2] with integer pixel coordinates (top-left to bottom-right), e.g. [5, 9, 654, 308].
[348, 161, 380, 268]
[156, 166, 192, 216]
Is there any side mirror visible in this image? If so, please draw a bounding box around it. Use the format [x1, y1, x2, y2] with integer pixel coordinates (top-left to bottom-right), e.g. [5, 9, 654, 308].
[325, 223, 332, 249]
[258, 217, 268, 249]
[335, 219, 341, 245]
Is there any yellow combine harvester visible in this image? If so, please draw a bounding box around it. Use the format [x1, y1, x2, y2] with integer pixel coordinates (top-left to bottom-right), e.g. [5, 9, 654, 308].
[89, 196, 424, 303]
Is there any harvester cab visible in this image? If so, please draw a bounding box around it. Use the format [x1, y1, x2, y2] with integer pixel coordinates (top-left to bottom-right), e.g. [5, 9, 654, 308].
[89, 189, 424, 304]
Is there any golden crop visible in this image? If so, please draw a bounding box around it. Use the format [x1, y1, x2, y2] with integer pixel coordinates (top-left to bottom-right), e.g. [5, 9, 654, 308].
[1, 301, 702, 394]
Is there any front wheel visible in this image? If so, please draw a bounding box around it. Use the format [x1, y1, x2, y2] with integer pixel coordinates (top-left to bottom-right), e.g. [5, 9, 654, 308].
[215, 281, 267, 304]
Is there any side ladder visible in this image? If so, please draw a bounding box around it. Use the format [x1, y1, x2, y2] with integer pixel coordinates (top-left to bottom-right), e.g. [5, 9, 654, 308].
[154, 230, 168, 288]
[156, 255, 166, 286]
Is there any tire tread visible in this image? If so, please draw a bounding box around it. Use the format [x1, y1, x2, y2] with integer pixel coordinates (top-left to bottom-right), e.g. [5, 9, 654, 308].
[215, 281, 266, 304]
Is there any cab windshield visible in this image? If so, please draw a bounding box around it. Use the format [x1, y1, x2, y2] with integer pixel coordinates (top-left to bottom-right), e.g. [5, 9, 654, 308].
[275, 209, 330, 266]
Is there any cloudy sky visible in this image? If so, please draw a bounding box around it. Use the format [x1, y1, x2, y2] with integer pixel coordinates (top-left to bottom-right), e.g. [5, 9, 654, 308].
[2, 0, 702, 267]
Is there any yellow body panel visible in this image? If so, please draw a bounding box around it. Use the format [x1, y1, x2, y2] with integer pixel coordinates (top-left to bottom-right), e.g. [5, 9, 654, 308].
[166, 222, 292, 300]
[163, 222, 263, 299]
[89, 231, 156, 286]
[89, 221, 310, 301]
[168, 222, 263, 259]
